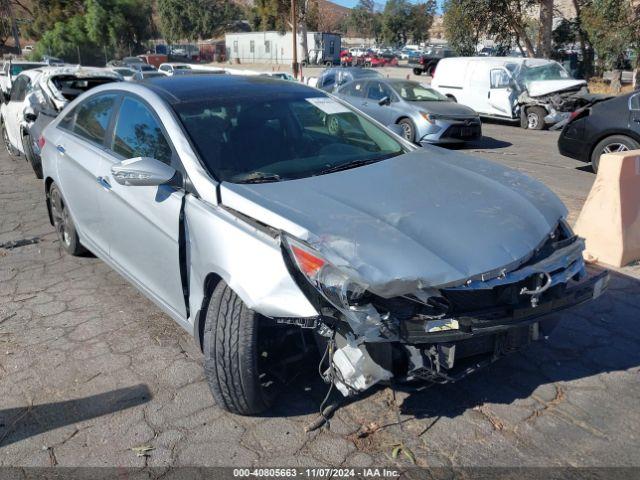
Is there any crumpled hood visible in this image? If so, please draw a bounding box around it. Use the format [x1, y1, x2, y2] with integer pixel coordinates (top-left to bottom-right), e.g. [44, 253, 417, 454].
[220, 148, 567, 296]
[410, 100, 478, 118]
[527, 79, 587, 97]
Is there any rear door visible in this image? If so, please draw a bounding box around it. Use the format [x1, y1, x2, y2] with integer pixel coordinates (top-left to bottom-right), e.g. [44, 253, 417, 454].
[54, 93, 119, 255]
[97, 94, 186, 319]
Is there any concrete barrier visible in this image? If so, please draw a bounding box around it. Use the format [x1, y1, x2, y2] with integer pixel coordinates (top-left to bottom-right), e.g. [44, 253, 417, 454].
[574, 150, 640, 267]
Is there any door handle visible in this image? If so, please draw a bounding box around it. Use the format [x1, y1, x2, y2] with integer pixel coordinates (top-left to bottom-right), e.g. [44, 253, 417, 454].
[97, 176, 112, 190]
[56, 144, 65, 154]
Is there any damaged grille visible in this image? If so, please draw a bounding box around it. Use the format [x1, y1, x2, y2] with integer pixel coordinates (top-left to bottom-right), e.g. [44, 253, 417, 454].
[369, 223, 586, 344]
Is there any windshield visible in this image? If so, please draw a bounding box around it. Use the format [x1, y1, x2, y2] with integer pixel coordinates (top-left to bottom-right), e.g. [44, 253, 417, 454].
[390, 81, 449, 102]
[115, 68, 135, 76]
[174, 65, 190, 70]
[10, 64, 42, 76]
[516, 62, 571, 88]
[175, 93, 404, 183]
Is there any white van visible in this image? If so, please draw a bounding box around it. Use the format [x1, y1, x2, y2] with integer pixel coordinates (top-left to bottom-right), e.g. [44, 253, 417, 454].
[431, 57, 589, 129]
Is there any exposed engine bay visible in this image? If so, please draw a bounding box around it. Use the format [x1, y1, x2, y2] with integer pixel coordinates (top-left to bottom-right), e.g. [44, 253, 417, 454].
[280, 220, 609, 397]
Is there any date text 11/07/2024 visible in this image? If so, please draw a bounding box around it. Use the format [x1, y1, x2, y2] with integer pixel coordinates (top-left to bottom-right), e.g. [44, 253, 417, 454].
[232, 468, 401, 478]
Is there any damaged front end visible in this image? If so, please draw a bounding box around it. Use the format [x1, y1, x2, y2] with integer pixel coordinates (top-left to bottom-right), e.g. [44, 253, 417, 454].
[281, 220, 609, 397]
[518, 86, 610, 127]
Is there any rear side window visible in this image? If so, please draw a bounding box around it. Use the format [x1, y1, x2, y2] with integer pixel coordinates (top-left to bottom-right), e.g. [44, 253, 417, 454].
[58, 107, 76, 131]
[10, 76, 30, 102]
[72, 94, 118, 146]
[630, 93, 640, 111]
[111, 97, 172, 164]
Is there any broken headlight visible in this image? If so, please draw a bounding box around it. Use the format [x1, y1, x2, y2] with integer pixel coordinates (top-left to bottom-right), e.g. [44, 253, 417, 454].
[284, 235, 367, 311]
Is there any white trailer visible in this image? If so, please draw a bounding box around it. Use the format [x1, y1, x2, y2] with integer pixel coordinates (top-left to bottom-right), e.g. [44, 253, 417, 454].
[225, 31, 341, 66]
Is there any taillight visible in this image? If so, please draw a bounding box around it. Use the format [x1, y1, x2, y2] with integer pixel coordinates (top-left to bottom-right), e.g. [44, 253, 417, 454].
[569, 108, 589, 123]
[38, 136, 45, 150]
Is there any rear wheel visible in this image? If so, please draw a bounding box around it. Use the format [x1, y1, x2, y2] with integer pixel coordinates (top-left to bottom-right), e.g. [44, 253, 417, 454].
[397, 118, 416, 143]
[22, 133, 42, 179]
[49, 183, 86, 256]
[525, 106, 547, 130]
[413, 68, 422, 76]
[426, 65, 436, 77]
[203, 282, 279, 415]
[590, 135, 640, 173]
[2, 120, 17, 156]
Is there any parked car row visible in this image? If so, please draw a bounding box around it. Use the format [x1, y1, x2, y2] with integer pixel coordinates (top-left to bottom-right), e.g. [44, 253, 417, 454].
[1, 72, 609, 416]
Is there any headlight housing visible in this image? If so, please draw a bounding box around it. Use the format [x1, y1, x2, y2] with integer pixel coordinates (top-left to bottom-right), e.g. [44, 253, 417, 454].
[284, 235, 366, 311]
[283, 235, 395, 342]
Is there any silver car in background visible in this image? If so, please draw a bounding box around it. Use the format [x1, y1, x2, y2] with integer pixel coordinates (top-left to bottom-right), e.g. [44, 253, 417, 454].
[336, 78, 482, 145]
[40, 75, 608, 416]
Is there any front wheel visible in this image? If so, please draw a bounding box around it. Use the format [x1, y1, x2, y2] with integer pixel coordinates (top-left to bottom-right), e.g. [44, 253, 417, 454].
[203, 282, 278, 415]
[49, 183, 86, 256]
[590, 135, 640, 173]
[398, 118, 416, 143]
[525, 106, 547, 130]
[413, 68, 422, 76]
[22, 133, 42, 179]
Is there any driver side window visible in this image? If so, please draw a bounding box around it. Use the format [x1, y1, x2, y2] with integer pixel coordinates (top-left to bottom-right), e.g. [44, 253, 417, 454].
[490, 69, 511, 89]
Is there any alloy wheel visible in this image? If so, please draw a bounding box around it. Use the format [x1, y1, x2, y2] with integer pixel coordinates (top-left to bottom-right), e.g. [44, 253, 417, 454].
[601, 143, 630, 155]
[401, 122, 412, 140]
[527, 112, 539, 129]
[50, 188, 71, 247]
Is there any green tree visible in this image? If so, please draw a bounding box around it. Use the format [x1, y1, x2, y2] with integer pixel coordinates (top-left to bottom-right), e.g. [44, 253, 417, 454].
[408, 1, 436, 44]
[381, 0, 412, 45]
[347, 0, 380, 39]
[442, 0, 485, 55]
[582, 0, 635, 70]
[86, 0, 153, 56]
[158, 0, 243, 42]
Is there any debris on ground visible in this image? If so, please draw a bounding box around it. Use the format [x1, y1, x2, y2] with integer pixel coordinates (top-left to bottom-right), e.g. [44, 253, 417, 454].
[130, 445, 154, 457]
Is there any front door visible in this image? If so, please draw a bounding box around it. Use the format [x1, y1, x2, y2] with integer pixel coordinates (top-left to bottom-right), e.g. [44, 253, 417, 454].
[361, 81, 396, 125]
[488, 68, 516, 118]
[98, 95, 186, 319]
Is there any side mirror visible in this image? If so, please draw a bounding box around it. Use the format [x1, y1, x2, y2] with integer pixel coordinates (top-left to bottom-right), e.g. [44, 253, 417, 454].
[111, 157, 176, 187]
[387, 124, 405, 137]
[378, 96, 391, 106]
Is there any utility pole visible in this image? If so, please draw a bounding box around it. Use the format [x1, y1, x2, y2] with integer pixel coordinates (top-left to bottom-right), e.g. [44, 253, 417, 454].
[291, 0, 299, 79]
[3, 0, 22, 56]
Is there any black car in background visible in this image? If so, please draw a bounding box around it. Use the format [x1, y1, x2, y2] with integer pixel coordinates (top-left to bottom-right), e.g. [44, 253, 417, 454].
[412, 48, 455, 77]
[558, 91, 640, 172]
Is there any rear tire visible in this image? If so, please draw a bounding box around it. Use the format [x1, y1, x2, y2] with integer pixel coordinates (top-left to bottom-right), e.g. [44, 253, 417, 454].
[203, 281, 276, 415]
[22, 133, 42, 179]
[413, 68, 422, 76]
[2, 120, 17, 156]
[525, 106, 547, 130]
[48, 183, 87, 256]
[590, 135, 640, 173]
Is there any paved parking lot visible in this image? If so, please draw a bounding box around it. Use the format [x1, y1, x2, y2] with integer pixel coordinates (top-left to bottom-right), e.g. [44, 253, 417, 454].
[1, 122, 639, 468]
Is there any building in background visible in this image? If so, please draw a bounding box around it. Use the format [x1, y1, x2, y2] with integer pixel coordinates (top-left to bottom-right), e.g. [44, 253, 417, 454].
[225, 31, 341, 66]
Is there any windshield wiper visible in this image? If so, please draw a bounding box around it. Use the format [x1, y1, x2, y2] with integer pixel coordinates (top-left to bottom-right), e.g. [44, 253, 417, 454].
[316, 155, 396, 176]
[236, 172, 282, 184]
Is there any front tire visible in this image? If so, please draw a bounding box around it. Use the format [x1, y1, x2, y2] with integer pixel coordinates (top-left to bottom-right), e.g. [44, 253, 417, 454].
[203, 282, 276, 415]
[48, 183, 86, 256]
[398, 118, 416, 143]
[525, 106, 547, 130]
[22, 133, 42, 179]
[590, 135, 640, 173]
[413, 68, 422, 76]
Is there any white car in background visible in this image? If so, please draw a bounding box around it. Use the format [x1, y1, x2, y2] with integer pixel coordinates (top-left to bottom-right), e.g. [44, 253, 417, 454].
[158, 63, 192, 76]
[0, 60, 47, 95]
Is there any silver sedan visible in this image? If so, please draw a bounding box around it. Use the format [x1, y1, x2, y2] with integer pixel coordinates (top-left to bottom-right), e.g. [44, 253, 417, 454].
[40, 75, 607, 415]
[336, 78, 482, 145]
